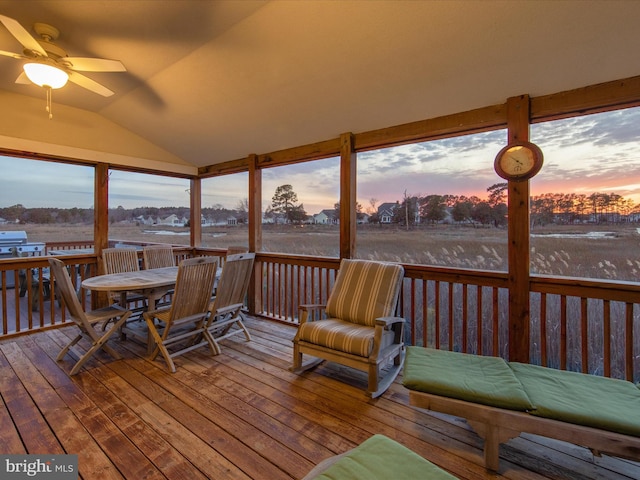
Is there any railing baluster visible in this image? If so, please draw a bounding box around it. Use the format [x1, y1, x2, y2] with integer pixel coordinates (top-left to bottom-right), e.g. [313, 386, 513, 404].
[462, 283, 468, 353]
[492, 287, 499, 357]
[603, 299, 611, 377]
[540, 292, 548, 367]
[1, 274, 8, 335]
[581, 297, 589, 374]
[410, 277, 416, 344]
[421, 279, 428, 347]
[560, 295, 568, 370]
[435, 281, 441, 350]
[625, 302, 634, 382]
[476, 285, 483, 355]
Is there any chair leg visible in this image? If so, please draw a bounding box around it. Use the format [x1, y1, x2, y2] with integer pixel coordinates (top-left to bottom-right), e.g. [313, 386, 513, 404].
[291, 343, 325, 373]
[158, 346, 177, 373]
[292, 343, 302, 370]
[69, 345, 101, 376]
[367, 348, 405, 398]
[57, 334, 83, 361]
[68, 323, 125, 375]
[238, 321, 251, 342]
[368, 364, 380, 397]
[203, 330, 222, 355]
[144, 315, 178, 372]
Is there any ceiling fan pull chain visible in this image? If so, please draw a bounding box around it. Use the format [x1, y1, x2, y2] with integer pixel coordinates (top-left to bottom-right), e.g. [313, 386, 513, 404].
[46, 86, 53, 119]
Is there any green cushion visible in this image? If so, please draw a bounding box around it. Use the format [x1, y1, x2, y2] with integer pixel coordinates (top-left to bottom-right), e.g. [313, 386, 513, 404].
[310, 434, 458, 480]
[509, 362, 640, 437]
[403, 347, 534, 411]
[325, 260, 404, 327]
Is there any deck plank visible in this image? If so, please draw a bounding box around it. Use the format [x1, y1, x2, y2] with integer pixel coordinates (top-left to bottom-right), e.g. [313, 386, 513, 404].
[0, 340, 124, 480]
[0, 347, 29, 454]
[0, 317, 638, 480]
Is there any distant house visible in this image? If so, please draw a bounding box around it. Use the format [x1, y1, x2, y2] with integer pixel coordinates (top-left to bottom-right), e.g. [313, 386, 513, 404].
[313, 212, 328, 224]
[158, 214, 184, 226]
[135, 215, 155, 225]
[357, 213, 370, 224]
[0, 217, 7, 225]
[313, 209, 337, 224]
[377, 202, 399, 224]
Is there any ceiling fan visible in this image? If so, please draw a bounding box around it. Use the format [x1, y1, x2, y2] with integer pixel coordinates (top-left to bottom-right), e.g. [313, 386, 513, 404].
[0, 14, 126, 117]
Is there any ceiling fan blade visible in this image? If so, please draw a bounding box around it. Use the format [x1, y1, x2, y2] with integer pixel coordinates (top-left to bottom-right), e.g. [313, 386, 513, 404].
[15, 71, 30, 85]
[68, 71, 114, 97]
[0, 15, 47, 57]
[0, 49, 24, 60]
[65, 57, 126, 72]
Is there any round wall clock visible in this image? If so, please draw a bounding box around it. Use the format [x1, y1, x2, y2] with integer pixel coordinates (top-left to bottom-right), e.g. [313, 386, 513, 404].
[494, 140, 544, 181]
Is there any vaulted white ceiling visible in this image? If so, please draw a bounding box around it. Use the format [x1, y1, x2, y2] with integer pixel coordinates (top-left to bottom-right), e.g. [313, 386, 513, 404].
[1, 1, 639, 176]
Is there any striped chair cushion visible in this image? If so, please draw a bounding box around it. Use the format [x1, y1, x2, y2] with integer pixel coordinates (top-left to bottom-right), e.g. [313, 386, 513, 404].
[325, 260, 404, 327]
[297, 319, 377, 357]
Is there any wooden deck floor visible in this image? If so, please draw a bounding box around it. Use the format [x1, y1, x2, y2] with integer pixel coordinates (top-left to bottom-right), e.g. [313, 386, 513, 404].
[1, 317, 639, 480]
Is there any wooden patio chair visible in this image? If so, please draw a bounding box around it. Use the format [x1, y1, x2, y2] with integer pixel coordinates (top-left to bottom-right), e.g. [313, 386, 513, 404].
[292, 259, 405, 398]
[204, 252, 255, 354]
[143, 245, 175, 269]
[48, 258, 131, 375]
[102, 247, 141, 274]
[144, 256, 219, 372]
[142, 245, 176, 307]
[102, 247, 146, 310]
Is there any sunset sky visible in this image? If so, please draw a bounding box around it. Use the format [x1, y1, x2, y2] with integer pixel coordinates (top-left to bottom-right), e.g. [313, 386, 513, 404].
[2, 107, 640, 215]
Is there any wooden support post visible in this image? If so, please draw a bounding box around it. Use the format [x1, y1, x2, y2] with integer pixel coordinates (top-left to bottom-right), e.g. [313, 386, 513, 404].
[248, 154, 261, 314]
[94, 163, 109, 270]
[506, 95, 531, 363]
[93, 163, 109, 308]
[190, 177, 202, 248]
[340, 132, 356, 259]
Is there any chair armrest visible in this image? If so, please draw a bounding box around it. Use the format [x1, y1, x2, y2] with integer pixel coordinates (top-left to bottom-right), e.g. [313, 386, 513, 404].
[298, 304, 326, 324]
[299, 303, 326, 311]
[371, 317, 406, 359]
[375, 316, 405, 328]
[143, 306, 170, 320]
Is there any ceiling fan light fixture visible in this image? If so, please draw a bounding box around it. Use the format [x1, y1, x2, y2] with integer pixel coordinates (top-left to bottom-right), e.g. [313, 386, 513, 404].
[23, 62, 68, 89]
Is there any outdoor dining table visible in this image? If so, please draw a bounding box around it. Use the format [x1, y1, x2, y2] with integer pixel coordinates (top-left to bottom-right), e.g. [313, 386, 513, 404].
[81, 265, 179, 311]
[81, 266, 179, 350]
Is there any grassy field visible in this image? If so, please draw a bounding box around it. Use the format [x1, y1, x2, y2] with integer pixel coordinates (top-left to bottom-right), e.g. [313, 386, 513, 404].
[6, 222, 640, 281]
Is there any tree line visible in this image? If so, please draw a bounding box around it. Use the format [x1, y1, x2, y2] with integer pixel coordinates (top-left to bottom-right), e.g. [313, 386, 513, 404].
[380, 187, 639, 227]
[2, 187, 638, 227]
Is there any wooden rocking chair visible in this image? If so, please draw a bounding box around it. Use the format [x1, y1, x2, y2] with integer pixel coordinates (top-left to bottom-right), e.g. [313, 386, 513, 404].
[292, 259, 405, 398]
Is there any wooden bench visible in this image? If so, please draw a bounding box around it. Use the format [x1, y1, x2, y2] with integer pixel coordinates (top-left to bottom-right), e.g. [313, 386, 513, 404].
[403, 347, 640, 472]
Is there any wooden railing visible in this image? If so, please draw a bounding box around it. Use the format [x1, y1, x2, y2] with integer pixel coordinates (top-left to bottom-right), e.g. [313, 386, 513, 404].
[255, 254, 340, 322]
[252, 254, 640, 383]
[0, 254, 96, 336]
[529, 276, 640, 382]
[1, 247, 638, 383]
[0, 242, 201, 337]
